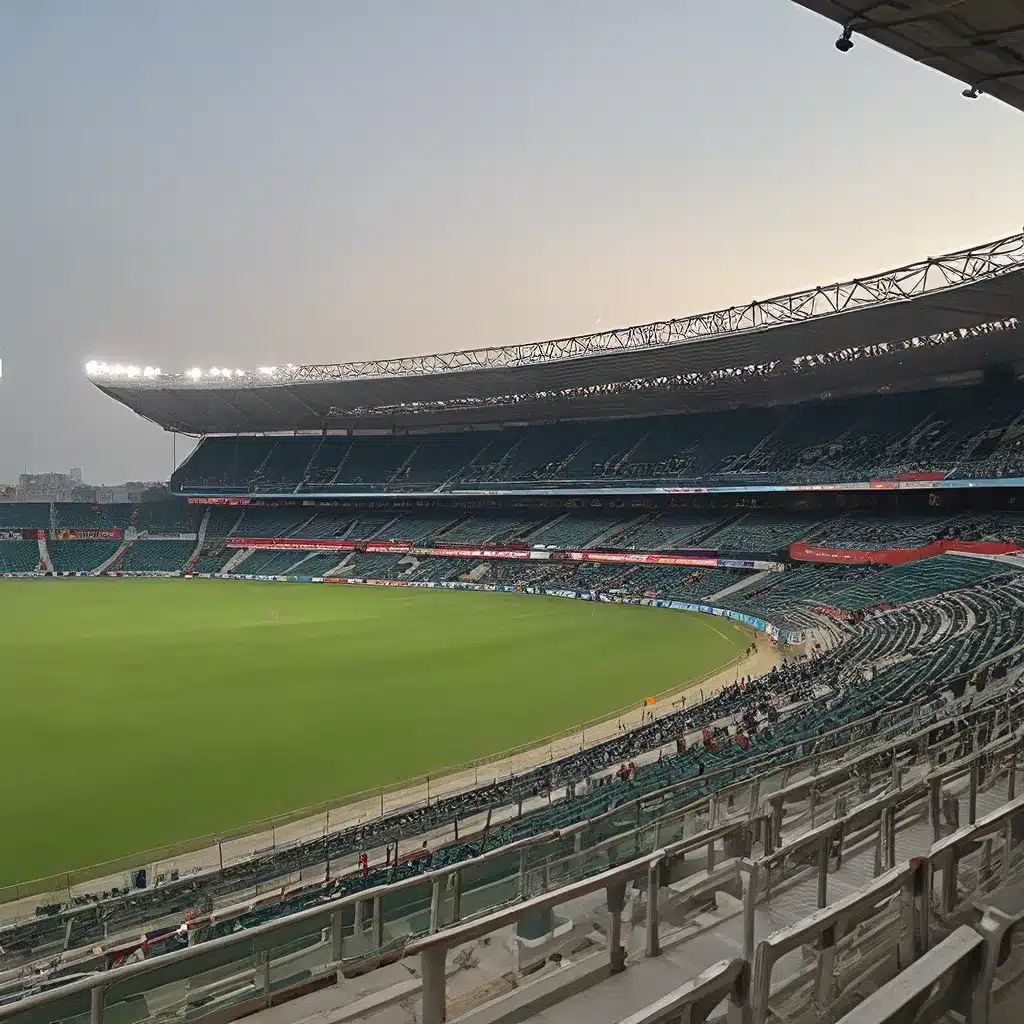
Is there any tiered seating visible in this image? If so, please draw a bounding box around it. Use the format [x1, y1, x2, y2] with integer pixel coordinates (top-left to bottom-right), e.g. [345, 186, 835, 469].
[831, 556, 1007, 609]
[347, 511, 404, 539]
[251, 438, 323, 492]
[409, 556, 479, 582]
[289, 512, 357, 539]
[238, 549, 307, 576]
[609, 511, 725, 550]
[706, 513, 824, 552]
[309, 437, 421, 493]
[0, 503, 49, 528]
[372, 511, 463, 543]
[435, 514, 543, 545]
[174, 436, 276, 490]
[527, 513, 627, 549]
[52, 503, 125, 531]
[808, 513, 958, 549]
[119, 541, 194, 572]
[232, 507, 311, 538]
[173, 382, 1024, 495]
[293, 552, 347, 576]
[0, 541, 39, 572]
[49, 541, 120, 573]
[191, 549, 236, 574]
[130, 502, 199, 534]
[343, 552, 407, 578]
[735, 557, 1011, 628]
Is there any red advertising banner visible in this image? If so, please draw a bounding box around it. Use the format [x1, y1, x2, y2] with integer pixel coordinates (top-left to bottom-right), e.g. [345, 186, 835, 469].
[412, 546, 533, 560]
[567, 551, 719, 568]
[226, 537, 357, 551]
[790, 539, 1022, 566]
[226, 536, 782, 570]
[187, 497, 251, 505]
[49, 528, 121, 541]
[810, 605, 853, 621]
[869, 473, 946, 489]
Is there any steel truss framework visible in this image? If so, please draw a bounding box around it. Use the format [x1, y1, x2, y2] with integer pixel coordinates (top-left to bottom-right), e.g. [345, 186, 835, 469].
[90, 232, 1024, 388]
[326, 317, 1020, 420]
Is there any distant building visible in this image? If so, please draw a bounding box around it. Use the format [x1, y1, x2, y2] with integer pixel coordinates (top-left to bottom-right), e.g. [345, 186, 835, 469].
[17, 472, 80, 502]
[13, 472, 167, 503]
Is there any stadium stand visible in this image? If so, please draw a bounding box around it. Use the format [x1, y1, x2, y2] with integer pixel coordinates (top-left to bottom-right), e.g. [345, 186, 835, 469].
[189, 547, 236, 574]
[117, 539, 195, 572]
[0, 504, 49, 528]
[47, 540, 121, 573]
[0, 542, 40, 573]
[237, 548, 309, 576]
[166, 382, 1024, 497]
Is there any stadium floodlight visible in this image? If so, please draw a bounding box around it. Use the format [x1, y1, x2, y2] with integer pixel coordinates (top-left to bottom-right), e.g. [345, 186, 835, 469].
[187, 367, 202, 380]
[259, 366, 277, 375]
[87, 360, 163, 379]
[234, 369, 245, 377]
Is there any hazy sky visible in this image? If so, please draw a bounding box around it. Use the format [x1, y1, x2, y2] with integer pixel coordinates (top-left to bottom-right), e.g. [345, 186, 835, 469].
[1, 1, 1022, 484]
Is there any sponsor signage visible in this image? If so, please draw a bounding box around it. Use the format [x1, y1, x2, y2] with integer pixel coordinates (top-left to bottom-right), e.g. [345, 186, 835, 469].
[187, 497, 251, 505]
[49, 528, 121, 540]
[568, 550, 719, 568]
[789, 538, 1023, 566]
[228, 536, 783, 571]
[226, 536, 356, 552]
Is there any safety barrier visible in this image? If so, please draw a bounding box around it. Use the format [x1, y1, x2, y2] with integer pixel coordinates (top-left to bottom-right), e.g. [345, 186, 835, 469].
[617, 959, 748, 1024]
[832, 925, 986, 1024]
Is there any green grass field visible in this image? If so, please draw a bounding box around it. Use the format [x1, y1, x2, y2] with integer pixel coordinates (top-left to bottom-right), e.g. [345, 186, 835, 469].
[0, 578, 748, 886]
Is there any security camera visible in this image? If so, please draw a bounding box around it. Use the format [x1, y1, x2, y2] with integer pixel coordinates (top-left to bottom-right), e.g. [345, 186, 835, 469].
[962, 86, 980, 99]
[835, 28, 854, 52]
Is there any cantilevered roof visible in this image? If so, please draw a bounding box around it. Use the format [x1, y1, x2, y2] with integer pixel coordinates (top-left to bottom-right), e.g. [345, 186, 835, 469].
[90, 231, 1024, 434]
[793, 0, 1024, 114]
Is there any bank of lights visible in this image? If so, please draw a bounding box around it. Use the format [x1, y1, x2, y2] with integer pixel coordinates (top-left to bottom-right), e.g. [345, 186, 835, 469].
[85, 362, 253, 380]
[85, 361, 162, 378]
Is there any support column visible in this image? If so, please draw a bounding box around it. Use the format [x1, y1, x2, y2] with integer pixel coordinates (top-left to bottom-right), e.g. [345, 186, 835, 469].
[873, 813, 884, 878]
[606, 882, 627, 974]
[817, 837, 828, 909]
[969, 761, 980, 825]
[887, 807, 897, 871]
[451, 870, 462, 925]
[421, 946, 447, 1024]
[929, 777, 942, 843]
[373, 896, 383, 949]
[645, 862, 661, 958]
[331, 910, 343, 962]
[90, 986, 105, 1024]
[741, 860, 759, 964]
[429, 879, 441, 935]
